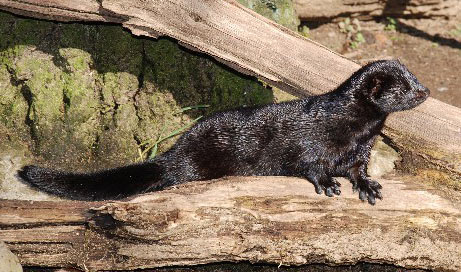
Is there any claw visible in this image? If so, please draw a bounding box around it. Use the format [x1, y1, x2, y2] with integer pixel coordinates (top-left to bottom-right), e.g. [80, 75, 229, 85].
[314, 184, 323, 195]
[352, 183, 359, 192]
[359, 190, 367, 201]
[376, 190, 383, 200]
[331, 178, 341, 187]
[351, 178, 383, 205]
[369, 180, 382, 188]
[367, 193, 376, 205]
[325, 187, 333, 197]
[333, 187, 341, 196]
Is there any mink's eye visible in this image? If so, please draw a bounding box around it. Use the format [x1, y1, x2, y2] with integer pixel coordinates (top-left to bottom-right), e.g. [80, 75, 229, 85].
[366, 72, 394, 98]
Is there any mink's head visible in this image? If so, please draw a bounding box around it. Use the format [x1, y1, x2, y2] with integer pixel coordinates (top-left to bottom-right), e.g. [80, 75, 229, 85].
[352, 60, 430, 113]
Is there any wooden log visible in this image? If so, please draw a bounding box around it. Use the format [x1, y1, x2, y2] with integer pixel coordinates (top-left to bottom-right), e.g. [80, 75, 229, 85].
[0, 0, 460, 185]
[293, 0, 461, 21]
[0, 176, 460, 271]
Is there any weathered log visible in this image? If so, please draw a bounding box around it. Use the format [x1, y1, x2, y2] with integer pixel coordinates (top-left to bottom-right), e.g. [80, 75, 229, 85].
[294, 0, 461, 21]
[0, 0, 460, 184]
[0, 176, 460, 271]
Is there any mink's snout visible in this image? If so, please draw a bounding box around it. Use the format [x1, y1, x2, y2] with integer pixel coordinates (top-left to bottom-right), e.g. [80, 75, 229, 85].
[415, 86, 430, 101]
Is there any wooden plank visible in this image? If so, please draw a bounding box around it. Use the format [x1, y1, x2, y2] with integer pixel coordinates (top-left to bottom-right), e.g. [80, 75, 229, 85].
[0, 200, 96, 225]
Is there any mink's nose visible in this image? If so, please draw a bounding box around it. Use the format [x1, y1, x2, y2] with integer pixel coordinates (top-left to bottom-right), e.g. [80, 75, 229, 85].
[415, 86, 430, 100]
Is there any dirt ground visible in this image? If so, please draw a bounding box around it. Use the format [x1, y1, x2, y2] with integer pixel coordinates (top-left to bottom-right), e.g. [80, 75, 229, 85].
[305, 17, 461, 108]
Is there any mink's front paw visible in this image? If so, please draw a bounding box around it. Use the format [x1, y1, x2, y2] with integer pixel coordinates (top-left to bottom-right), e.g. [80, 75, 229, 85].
[314, 178, 341, 197]
[355, 179, 382, 205]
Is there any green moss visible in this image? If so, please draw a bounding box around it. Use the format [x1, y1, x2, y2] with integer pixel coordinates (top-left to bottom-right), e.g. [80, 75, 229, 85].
[94, 26, 143, 75]
[0, 12, 52, 47]
[16, 56, 63, 123]
[59, 48, 100, 150]
[0, 65, 28, 133]
[237, 0, 300, 31]
[144, 39, 205, 103]
[13, 52, 67, 158]
[0, 11, 274, 168]
[60, 48, 91, 72]
[144, 38, 273, 113]
[209, 64, 273, 112]
[60, 24, 97, 51]
[272, 86, 297, 103]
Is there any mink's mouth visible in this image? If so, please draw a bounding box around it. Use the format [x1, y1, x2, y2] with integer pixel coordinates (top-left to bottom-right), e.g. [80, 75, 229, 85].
[414, 87, 430, 102]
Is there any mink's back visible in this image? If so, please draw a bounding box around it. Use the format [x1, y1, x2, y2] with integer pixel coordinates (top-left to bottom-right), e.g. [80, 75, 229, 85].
[156, 91, 382, 183]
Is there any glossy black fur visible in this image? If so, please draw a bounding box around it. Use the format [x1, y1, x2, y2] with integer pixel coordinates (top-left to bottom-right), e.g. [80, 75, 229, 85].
[18, 60, 430, 204]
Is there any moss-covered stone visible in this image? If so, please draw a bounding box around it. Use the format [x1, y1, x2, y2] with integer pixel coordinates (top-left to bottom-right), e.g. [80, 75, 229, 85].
[237, 0, 300, 31]
[144, 39, 272, 112]
[0, 65, 28, 135]
[0, 11, 273, 171]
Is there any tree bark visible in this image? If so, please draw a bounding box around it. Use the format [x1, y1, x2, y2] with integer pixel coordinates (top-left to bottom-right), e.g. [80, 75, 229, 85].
[1, 176, 460, 271]
[294, 0, 461, 21]
[0, 0, 459, 184]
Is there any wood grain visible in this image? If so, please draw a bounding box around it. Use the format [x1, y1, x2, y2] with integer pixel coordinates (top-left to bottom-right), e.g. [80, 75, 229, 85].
[1, 176, 460, 271]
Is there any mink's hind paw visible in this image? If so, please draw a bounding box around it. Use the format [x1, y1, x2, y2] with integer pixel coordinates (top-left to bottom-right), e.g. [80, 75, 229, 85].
[314, 178, 341, 197]
[326, 179, 341, 197]
[356, 180, 382, 205]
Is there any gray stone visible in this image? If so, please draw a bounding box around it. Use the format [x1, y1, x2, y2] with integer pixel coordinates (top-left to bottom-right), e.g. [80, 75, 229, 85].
[368, 136, 401, 177]
[0, 241, 22, 272]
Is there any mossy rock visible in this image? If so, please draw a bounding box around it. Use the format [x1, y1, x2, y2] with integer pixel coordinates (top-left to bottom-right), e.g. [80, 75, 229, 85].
[237, 0, 300, 31]
[0, 11, 274, 171]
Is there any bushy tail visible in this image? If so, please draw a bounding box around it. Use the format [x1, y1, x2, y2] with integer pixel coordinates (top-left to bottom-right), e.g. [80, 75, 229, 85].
[17, 162, 164, 201]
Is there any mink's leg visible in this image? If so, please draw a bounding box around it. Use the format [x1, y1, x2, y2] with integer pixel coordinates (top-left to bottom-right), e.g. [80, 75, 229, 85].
[348, 162, 382, 205]
[298, 158, 341, 197]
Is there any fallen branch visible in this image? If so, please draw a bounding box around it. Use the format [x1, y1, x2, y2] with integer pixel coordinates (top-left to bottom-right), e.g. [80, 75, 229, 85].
[1, 176, 460, 271]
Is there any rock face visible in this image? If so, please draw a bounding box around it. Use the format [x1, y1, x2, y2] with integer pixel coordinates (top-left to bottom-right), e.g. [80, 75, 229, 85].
[0, 12, 273, 171]
[294, 0, 461, 21]
[237, 0, 300, 31]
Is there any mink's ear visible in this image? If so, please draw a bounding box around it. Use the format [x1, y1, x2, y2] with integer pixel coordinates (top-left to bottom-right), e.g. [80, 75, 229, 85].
[365, 72, 392, 98]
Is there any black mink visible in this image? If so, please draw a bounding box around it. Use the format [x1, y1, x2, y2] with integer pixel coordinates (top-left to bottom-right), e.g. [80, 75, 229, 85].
[18, 60, 430, 204]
